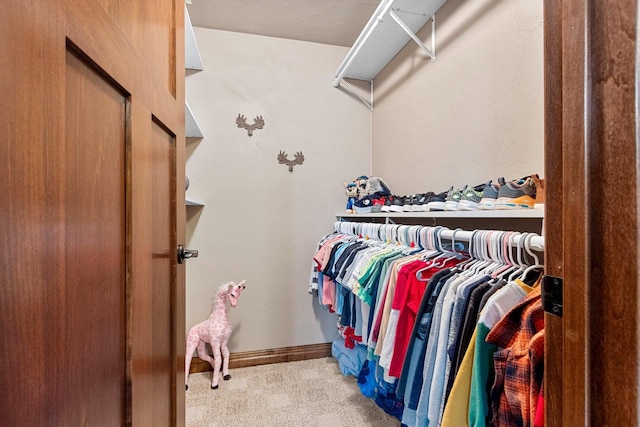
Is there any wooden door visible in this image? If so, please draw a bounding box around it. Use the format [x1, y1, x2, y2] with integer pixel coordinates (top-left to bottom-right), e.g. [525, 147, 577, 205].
[544, 0, 640, 424]
[1, 0, 186, 425]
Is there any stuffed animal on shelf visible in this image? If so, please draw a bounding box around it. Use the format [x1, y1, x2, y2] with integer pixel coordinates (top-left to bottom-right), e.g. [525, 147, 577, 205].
[185, 280, 246, 390]
[362, 176, 391, 197]
[353, 175, 392, 198]
[354, 175, 369, 199]
[344, 182, 358, 213]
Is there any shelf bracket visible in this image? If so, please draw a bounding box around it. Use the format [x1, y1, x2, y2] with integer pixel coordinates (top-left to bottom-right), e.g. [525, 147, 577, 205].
[389, 9, 436, 61]
[338, 78, 374, 111]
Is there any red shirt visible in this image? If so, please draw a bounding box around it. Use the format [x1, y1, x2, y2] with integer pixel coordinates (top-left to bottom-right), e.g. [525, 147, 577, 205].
[388, 258, 461, 377]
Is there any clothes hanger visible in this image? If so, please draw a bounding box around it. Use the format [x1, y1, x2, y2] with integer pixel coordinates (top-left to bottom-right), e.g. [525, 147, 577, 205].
[507, 232, 529, 282]
[492, 231, 519, 280]
[415, 227, 449, 280]
[423, 227, 448, 263]
[489, 231, 514, 277]
[457, 230, 481, 271]
[461, 230, 480, 275]
[432, 228, 468, 268]
[481, 231, 505, 276]
[467, 230, 492, 276]
[518, 233, 544, 285]
[416, 226, 442, 260]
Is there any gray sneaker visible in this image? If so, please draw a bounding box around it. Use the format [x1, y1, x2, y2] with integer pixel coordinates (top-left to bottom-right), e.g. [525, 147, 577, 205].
[495, 177, 537, 209]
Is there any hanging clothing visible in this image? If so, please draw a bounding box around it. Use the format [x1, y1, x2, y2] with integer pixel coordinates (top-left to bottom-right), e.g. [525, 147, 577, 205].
[309, 224, 546, 427]
[486, 287, 544, 427]
[468, 279, 537, 427]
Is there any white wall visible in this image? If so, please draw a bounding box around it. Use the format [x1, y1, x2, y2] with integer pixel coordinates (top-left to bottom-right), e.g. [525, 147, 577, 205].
[372, 0, 543, 194]
[185, 0, 543, 353]
[185, 28, 371, 352]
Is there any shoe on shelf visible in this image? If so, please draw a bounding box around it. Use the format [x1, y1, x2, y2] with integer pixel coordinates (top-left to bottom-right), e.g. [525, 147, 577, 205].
[495, 177, 537, 209]
[381, 196, 394, 213]
[371, 196, 385, 213]
[424, 190, 447, 211]
[353, 196, 374, 213]
[412, 193, 430, 212]
[458, 182, 488, 211]
[444, 187, 463, 211]
[478, 178, 505, 210]
[402, 195, 414, 212]
[389, 196, 405, 213]
[529, 174, 545, 204]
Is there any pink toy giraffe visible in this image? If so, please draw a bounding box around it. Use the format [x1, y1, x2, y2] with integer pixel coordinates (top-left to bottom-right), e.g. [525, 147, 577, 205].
[185, 280, 246, 390]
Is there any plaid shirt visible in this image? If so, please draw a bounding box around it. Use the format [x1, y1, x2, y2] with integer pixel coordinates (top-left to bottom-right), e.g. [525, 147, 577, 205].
[486, 287, 544, 427]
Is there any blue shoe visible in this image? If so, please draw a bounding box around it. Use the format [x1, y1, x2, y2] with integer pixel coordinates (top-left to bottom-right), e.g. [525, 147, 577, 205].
[353, 196, 374, 213]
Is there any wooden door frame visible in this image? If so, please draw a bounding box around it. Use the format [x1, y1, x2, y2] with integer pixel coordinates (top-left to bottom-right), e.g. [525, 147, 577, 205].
[544, 0, 639, 425]
[543, 1, 564, 424]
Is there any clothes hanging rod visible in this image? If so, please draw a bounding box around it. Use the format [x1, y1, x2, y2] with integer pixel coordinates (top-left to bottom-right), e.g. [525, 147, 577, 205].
[334, 221, 545, 252]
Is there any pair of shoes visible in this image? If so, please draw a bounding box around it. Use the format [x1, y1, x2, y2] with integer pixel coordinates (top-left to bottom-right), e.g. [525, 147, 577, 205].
[444, 182, 490, 211]
[387, 192, 448, 212]
[495, 176, 537, 209]
[425, 191, 448, 211]
[387, 194, 419, 212]
[458, 182, 491, 211]
[409, 193, 436, 212]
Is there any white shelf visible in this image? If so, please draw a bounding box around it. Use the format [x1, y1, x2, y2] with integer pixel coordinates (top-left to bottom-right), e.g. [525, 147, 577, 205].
[186, 198, 204, 207]
[185, 100, 204, 138]
[334, 0, 447, 83]
[185, 5, 203, 71]
[337, 206, 545, 220]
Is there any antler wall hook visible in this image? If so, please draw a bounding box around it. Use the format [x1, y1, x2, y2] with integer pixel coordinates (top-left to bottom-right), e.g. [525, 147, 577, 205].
[277, 150, 305, 173]
[236, 114, 265, 137]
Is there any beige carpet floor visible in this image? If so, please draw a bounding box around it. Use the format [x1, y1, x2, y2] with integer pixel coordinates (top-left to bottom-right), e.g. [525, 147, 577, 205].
[186, 357, 401, 427]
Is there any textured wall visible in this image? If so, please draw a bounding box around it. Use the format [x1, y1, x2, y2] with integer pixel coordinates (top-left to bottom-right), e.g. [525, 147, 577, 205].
[185, 28, 371, 353]
[372, 0, 543, 195]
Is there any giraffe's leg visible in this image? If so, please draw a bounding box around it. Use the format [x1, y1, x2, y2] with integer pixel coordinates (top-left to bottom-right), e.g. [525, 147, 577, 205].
[185, 331, 199, 390]
[196, 341, 215, 371]
[221, 338, 231, 380]
[210, 342, 222, 389]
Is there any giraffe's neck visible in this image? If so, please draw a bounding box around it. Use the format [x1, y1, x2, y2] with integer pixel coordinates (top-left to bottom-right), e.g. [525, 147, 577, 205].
[210, 292, 228, 322]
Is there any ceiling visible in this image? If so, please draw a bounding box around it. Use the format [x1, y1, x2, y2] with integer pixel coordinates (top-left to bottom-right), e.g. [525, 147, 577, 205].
[186, 0, 380, 47]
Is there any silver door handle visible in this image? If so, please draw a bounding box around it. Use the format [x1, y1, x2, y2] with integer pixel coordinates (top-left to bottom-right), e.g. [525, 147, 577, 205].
[177, 245, 199, 264]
